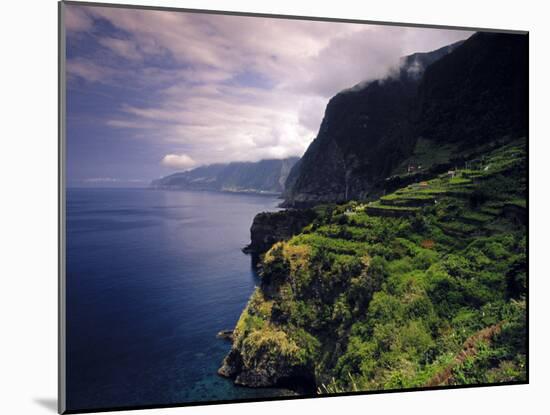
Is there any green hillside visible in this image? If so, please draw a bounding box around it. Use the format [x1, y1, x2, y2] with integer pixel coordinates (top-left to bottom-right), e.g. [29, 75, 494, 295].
[220, 138, 527, 393]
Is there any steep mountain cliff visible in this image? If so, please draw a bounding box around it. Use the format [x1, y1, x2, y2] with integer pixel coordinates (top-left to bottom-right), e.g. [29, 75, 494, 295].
[283, 32, 528, 207]
[415, 32, 528, 146]
[151, 157, 299, 194]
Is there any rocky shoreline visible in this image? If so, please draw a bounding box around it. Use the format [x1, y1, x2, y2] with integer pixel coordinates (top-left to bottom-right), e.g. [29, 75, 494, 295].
[216, 330, 234, 342]
[217, 207, 319, 393]
[218, 347, 316, 393]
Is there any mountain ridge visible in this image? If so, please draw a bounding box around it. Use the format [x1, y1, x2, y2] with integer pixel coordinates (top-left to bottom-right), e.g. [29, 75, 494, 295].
[151, 157, 299, 194]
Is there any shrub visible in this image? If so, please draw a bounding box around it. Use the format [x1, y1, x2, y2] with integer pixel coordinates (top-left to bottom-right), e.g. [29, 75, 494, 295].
[262, 243, 291, 287]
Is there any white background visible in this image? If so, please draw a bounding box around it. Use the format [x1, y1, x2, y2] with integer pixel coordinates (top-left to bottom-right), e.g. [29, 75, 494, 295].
[0, 0, 546, 414]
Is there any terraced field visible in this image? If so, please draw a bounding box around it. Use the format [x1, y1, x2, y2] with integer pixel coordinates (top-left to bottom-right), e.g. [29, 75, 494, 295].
[365, 140, 526, 241]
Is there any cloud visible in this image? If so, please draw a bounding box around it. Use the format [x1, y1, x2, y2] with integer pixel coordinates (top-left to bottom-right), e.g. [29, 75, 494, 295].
[83, 177, 119, 183]
[161, 154, 197, 170]
[82, 177, 147, 184]
[66, 57, 115, 82]
[65, 5, 93, 32]
[65, 4, 474, 172]
[98, 37, 143, 61]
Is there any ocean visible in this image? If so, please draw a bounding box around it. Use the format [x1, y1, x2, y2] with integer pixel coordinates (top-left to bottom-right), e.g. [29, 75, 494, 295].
[66, 188, 286, 411]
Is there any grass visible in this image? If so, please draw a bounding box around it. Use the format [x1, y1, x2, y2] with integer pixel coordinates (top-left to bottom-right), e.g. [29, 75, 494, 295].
[366, 202, 421, 217]
[459, 212, 494, 224]
[393, 138, 459, 175]
[437, 221, 478, 235]
[506, 199, 527, 209]
[449, 177, 472, 186]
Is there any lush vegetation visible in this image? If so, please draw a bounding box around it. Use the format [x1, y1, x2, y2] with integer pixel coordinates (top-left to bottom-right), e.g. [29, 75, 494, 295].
[229, 139, 527, 393]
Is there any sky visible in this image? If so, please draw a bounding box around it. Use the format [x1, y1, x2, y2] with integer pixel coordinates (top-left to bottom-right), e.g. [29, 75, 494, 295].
[64, 4, 474, 187]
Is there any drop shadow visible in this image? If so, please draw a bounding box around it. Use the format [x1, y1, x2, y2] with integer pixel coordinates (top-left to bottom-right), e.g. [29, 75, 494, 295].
[34, 398, 57, 413]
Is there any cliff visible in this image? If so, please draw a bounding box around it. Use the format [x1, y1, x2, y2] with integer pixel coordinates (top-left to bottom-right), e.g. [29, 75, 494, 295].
[242, 209, 318, 255]
[283, 32, 528, 207]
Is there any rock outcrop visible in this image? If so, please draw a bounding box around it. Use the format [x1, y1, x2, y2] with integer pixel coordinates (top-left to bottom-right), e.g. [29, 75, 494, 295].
[218, 345, 315, 392]
[218, 287, 317, 393]
[242, 209, 317, 255]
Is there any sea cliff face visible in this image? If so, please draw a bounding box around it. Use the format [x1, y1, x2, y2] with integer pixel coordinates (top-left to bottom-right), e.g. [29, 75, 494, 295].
[218, 288, 317, 393]
[242, 209, 318, 255]
[283, 33, 528, 207]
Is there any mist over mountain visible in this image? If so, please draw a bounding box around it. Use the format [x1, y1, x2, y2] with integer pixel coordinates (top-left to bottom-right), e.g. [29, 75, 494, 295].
[283, 32, 528, 207]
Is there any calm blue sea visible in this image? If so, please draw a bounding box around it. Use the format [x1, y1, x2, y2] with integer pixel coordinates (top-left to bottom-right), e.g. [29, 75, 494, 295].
[66, 188, 286, 411]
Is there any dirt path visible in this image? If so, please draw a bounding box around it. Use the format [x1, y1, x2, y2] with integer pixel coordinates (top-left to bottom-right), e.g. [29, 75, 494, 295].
[425, 322, 503, 387]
